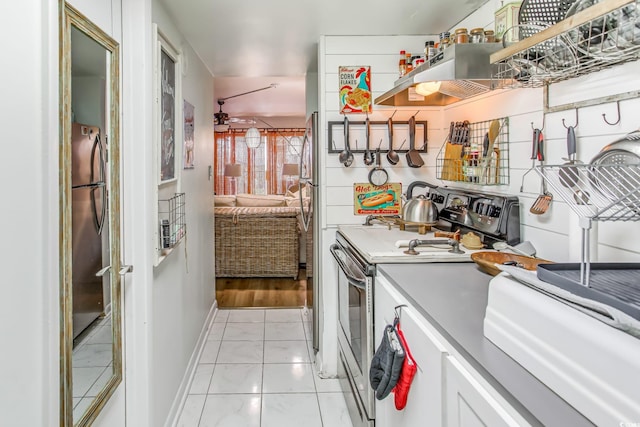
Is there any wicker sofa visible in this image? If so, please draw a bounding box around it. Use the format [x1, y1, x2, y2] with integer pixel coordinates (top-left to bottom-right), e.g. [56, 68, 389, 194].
[214, 193, 312, 278]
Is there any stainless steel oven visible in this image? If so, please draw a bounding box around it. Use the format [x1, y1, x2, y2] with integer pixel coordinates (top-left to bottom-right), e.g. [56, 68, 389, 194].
[331, 232, 376, 427]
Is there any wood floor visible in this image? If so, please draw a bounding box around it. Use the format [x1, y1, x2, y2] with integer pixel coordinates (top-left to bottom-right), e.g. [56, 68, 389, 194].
[215, 268, 312, 308]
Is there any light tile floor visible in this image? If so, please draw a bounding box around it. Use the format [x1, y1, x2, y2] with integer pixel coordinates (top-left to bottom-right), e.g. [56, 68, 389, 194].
[176, 308, 353, 427]
[72, 314, 113, 421]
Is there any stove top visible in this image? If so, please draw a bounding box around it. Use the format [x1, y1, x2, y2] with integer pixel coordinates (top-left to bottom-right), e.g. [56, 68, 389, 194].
[339, 185, 521, 264]
[338, 225, 485, 264]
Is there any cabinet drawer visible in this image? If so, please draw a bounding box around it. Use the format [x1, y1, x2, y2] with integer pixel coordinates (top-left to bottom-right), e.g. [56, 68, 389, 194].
[444, 356, 524, 427]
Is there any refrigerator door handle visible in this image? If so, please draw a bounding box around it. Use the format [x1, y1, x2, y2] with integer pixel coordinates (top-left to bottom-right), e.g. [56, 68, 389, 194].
[90, 132, 107, 235]
[95, 265, 111, 277]
[299, 130, 312, 232]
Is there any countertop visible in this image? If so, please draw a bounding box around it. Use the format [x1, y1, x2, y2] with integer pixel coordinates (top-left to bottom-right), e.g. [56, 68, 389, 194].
[378, 263, 594, 427]
[338, 224, 485, 264]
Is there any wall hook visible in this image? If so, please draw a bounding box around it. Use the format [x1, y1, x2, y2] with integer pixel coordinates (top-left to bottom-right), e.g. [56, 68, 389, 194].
[562, 109, 579, 129]
[394, 304, 407, 320]
[602, 101, 621, 126]
[531, 114, 546, 131]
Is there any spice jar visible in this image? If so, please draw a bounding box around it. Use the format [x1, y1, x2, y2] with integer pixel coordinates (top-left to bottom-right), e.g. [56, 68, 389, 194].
[440, 37, 451, 50]
[454, 28, 469, 44]
[470, 28, 485, 43]
[484, 30, 496, 43]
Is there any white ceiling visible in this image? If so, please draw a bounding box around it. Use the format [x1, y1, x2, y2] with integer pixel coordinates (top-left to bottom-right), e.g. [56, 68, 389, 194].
[160, 0, 489, 127]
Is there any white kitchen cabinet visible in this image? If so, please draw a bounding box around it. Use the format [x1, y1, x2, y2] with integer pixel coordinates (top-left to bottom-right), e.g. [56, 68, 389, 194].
[444, 356, 523, 427]
[374, 275, 448, 427]
[375, 273, 530, 427]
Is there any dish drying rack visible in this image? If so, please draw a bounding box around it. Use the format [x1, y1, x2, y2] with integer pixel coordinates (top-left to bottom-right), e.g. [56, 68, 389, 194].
[491, 0, 640, 88]
[535, 163, 640, 285]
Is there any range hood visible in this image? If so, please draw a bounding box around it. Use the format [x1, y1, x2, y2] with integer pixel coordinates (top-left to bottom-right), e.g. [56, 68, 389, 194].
[375, 43, 503, 107]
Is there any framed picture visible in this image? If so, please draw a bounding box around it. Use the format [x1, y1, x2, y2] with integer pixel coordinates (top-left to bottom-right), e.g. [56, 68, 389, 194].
[183, 100, 195, 169]
[155, 26, 181, 184]
[339, 66, 372, 114]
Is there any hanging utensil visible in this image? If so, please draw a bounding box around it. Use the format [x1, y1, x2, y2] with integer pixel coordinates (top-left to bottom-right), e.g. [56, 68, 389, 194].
[363, 113, 374, 166]
[530, 132, 552, 215]
[339, 116, 354, 167]
[559, 126, 589, 205]
[386, 112, 399, 165]
[481, 120, 501, 183]
[368, 147, 389, 186]
[406, 113, 424, 168]
[559, 126, 579, 188]
[520, 128, 540, 192]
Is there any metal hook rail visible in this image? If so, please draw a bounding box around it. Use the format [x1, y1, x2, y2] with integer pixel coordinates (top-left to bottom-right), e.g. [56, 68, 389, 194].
[562, 108, 579, 129]
[602, 100, 622, 125]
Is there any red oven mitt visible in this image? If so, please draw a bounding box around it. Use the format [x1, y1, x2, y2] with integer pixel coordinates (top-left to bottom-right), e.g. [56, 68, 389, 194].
[392, 321, 417, 410]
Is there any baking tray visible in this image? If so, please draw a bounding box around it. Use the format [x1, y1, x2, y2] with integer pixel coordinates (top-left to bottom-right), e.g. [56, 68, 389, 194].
[537, 263, 640, 321]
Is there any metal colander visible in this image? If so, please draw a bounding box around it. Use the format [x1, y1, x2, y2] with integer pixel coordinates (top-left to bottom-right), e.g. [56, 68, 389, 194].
[589, 133, 640, 210]
[519, 0, 578, 26]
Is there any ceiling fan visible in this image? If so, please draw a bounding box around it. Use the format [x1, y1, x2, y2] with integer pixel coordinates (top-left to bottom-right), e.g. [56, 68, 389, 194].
[214, 83, 277, 132]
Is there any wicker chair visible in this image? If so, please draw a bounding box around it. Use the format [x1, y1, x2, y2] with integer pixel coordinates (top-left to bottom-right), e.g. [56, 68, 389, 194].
[214, 207, 300, 278]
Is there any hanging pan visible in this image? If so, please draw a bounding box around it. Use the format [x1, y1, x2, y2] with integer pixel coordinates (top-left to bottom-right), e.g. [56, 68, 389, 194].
[406, 113, 424, 168]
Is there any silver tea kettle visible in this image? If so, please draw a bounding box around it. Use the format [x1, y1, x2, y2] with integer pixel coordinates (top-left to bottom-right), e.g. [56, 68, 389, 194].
[402, 181, 439, 224]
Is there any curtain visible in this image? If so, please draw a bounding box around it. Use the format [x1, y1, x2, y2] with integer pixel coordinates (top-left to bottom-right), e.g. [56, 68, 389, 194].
[214, 128, 305, 195]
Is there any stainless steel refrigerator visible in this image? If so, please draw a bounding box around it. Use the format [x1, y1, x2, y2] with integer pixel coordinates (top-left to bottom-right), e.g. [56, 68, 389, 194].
[300, 112, 320, 353]
[71, 122, 107, 339]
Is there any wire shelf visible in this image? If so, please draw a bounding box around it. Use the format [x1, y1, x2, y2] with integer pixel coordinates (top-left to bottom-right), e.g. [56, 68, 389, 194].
[492, 0, 640, 88]
[536, 163, 640, 221]
[158, 192, 186, 251]
[436, 117, 510, 185]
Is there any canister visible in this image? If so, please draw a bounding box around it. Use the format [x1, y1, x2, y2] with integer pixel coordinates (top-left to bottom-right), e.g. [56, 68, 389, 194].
[484, 30, 496, 43]
[454, 28, 469, 44]
[495, 2, 521, 41]
[470, 28, 485, 43]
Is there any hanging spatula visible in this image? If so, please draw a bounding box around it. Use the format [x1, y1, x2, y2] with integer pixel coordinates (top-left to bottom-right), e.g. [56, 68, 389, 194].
[529, 131, 552, 215]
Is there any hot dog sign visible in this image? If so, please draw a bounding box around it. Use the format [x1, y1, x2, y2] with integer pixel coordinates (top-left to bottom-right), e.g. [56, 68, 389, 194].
[353, 183, 402, 215]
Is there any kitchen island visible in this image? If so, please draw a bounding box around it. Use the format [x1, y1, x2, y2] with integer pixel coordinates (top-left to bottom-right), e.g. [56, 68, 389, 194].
[376, 263, 593, 427]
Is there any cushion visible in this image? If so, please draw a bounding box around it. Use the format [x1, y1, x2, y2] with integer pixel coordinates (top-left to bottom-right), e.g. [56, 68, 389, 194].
[285, 183, 310, 199]
[285, 196, 311, 209]
[214, 195, 236, 207]
[236, 193, 286, 207]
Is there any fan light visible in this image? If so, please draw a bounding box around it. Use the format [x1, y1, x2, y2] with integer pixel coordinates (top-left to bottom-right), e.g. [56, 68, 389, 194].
[215, 123, 230, 133]
[415, 81, 442, 96]
[245, 127, 261, 148]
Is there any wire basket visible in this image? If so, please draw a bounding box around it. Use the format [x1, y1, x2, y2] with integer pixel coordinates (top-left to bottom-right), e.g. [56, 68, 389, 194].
[158, 192, 186, 250]
[436, 118, 510, 185]
[493, 0, 640, 87]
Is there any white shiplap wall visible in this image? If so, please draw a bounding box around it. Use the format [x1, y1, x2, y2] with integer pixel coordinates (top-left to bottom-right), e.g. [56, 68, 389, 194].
[315, 3, 640, 376]
[321, 35, 444, 227]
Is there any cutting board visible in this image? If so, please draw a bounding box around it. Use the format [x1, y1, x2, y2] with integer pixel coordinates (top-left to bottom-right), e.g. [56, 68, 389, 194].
[442, 142, 463, 181]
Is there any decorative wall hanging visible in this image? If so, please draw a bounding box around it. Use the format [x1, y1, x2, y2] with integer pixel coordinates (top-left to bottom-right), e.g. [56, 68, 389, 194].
[183, 100, 195, 169]
[160, 46, 177, 182]
[339, 66, 372, 114]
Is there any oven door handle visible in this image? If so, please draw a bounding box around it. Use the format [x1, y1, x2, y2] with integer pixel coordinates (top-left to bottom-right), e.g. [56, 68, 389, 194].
[330, 244, 367, 289]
